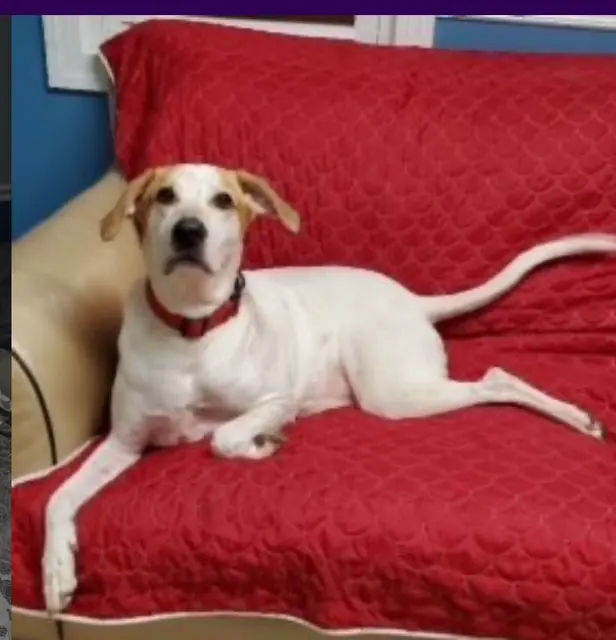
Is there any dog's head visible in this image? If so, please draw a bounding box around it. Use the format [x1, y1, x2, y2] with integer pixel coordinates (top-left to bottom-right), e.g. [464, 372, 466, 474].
[101, 164, 300, 311]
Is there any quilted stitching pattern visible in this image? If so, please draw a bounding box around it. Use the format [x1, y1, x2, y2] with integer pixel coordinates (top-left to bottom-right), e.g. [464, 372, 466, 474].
[13, 343, 616, 638]
[105, 20, 616, 339]
[13, 21, 616, 639]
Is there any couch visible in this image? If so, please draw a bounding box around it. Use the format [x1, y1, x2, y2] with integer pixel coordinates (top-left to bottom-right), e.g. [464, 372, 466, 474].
[12, 20, 616, 640]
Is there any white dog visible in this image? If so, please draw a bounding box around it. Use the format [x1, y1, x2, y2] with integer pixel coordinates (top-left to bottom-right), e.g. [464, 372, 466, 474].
[43, 163, 615, 613]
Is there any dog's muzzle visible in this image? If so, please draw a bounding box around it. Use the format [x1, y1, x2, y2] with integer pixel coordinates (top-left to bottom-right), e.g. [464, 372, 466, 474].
[171, 217, 207, 252]
[165, 217, 211, 275]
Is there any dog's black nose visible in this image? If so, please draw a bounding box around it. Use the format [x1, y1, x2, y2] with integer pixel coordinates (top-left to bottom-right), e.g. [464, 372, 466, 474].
[171, 217, 207, 251]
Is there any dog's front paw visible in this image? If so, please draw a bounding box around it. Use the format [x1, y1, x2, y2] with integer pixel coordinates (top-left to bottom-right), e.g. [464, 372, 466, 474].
[211, 425, 282, 460]
[43, 518, 78, 614]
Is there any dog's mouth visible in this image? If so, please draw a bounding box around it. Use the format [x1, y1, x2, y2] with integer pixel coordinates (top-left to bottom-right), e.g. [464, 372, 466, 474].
[164, 253, 213, 276]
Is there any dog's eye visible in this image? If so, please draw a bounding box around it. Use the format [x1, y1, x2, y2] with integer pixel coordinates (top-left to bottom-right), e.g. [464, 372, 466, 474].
[155, 187, 176, 205]
[211, 192, 234, 210]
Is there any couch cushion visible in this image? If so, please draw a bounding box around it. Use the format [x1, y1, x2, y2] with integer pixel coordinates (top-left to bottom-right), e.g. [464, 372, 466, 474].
[102, 20, 616, 339]
[12, 336, 616, 640]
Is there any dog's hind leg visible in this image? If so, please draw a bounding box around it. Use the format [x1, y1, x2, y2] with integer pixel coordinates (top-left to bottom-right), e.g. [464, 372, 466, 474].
[352, 366, 604, 440]
[343, 311, 603, 440]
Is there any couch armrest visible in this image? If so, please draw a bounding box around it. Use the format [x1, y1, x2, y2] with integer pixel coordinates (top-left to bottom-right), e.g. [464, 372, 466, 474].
[12, 169, 142, 479]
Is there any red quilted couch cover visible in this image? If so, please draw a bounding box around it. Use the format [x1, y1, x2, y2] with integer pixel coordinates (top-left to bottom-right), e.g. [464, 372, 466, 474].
[13, 21, 616, 640]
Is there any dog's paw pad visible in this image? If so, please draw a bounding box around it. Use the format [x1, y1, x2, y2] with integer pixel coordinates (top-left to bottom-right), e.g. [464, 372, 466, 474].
[252, 433, 285, 458]
[212, 427, 282, 460]
[585, 416, 606, 440]
[253, 432, 285, 447]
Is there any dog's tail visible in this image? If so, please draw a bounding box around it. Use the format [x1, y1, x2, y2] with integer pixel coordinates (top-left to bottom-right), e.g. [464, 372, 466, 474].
[423, 233, 616, 323]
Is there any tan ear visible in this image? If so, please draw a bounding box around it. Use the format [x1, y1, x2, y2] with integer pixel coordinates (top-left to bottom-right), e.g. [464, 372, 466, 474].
[100, 168, 159, 241]
[236, 170, 300, 234]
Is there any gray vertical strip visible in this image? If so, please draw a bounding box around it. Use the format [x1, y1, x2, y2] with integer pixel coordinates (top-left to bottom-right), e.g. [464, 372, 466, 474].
[0, 18, 9, 192]
[0, 18, 9, 245]
[0, 351, 8, 638]
[1, 18, 10, 637]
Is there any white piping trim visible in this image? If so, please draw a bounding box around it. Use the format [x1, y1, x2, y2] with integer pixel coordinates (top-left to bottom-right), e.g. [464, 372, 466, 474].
[12, 440, 504, 640]
[12, 437, 97, 488]
[13, 606, 502, 639]
[97, 49, 115, 87]
[97, 50, 117, 136]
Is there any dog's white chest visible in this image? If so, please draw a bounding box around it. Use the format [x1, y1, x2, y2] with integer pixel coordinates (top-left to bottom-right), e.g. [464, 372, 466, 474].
[127, 357, 246, 448]
[117, 316, 255, 446]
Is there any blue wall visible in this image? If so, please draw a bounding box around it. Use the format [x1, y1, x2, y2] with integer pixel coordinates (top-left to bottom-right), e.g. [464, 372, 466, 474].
[435, 17, 616, 53]
[12, 16, 113, 239]
[11, 16, 616, 239]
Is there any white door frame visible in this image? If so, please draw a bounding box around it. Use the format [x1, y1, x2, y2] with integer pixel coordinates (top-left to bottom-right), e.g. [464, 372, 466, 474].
[393, 16, 436, 47]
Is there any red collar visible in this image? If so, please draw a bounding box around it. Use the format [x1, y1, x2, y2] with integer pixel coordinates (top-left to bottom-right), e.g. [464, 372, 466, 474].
[145, 274, 245, 340]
